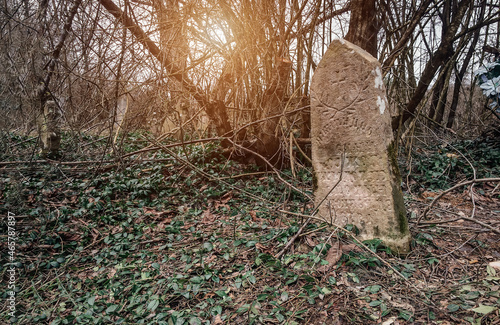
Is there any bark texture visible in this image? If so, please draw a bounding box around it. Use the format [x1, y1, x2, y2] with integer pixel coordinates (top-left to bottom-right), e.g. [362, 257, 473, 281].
[345, 0, 378, 57]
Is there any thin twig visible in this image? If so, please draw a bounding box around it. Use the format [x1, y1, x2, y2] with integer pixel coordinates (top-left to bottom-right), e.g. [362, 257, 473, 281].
[120, 137, 221, 159]
[416, 215, 499, 234]
[299, 225, 328, 237]
[446, 141, 477, 218]
[0, 158, 173, 166]
[278, 209, 429, 300]
[419, 177, 500, 223]
[456, 216, 497, 234]
[274, 218, 312, 259]
[275, 148, 345, 259]
[217, 171, 269, 180]
[292, 135, 312, 165]
[225, 138, 312, 201]
[145, 136, 274, 204]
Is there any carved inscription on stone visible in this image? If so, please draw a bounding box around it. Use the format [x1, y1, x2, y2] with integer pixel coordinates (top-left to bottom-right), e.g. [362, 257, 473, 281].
[310, 39, 411, 253]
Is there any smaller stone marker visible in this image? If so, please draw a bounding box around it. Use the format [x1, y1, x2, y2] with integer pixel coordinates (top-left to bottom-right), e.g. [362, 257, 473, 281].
[310, 39, 411, 253]
[37, 100, 61, 159]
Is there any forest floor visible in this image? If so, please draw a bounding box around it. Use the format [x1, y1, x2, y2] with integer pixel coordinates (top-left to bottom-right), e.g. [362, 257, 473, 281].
[1, 131, 499, 325]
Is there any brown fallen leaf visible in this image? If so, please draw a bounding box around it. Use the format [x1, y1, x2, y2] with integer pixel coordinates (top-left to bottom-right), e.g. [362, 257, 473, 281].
[422, 191, 437, 198]
[59, 231, 82, 242]
[249, 210, 265, 223]
[250, 210, 258, 221]
[341, 243, 363, 253]
[489, 261, 500, 270]
[201, 209, 217, 223]
[318, 242, 342, 272]
[255, 242, 273, 254]
[305, 236, 316, 248]
[108, 267, 117, 278]
[220, 191, 233, 204]
[213, 314, 223, 324]
[205, 255, 217, 264]
[143, 207, 171, 219]
[325, 242, 342, 264]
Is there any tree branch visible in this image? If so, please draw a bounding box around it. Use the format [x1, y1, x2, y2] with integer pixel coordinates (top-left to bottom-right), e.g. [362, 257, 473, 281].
[98, 0, 233, 136]
[419, 177, 500, 222]
[38, 0, 83, 102]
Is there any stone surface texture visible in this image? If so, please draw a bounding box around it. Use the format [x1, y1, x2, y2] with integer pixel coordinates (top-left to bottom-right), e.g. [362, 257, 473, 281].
[310, 39, 411, 253]
[37, 100, 61, 158]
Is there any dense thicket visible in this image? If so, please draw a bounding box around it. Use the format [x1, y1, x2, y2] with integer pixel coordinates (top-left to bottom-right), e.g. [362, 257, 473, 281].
[1, 0, 499, 165]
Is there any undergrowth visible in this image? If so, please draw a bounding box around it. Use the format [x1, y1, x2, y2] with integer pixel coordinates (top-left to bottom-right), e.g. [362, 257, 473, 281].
[1, 132, 499, 324]
[405, 137, 500, 192]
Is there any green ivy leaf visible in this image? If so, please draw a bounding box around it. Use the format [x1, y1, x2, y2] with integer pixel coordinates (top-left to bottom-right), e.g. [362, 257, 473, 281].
[147, 299, 159, 311]
[212, 305, 222, 315]
[236, 304, 250, 313]
[472, 305, 497, 315]
[399, 310, 412, 321]
[202, 242, 213, 251]
[106, 304, 119, 314]
[190, 276, 203, 284]
[365, 285, 381, 294]
[87, 295, 96, 306]
[487, 265, 497, 277]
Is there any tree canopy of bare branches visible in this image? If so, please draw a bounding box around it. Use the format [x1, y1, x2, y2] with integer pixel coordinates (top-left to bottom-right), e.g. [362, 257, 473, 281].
[1, 0, 499, 165]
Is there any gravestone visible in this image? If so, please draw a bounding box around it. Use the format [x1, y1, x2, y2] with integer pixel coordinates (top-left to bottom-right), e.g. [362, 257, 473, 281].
[310, 39, 411, 253]
[37, 100, 61, 159]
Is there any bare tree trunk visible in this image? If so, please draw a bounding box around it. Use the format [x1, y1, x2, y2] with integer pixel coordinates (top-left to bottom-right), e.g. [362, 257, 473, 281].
[98, 0, 232, 137]
[429, 0, 453, 127]
[447, 0, 486, 129]
[37, 0, 83, 106]
[154, 0, 191, 137]
[434, 65, 452, 125]
[393, 0, 471, 131]
[251, 58, 292, 167]
[428, 64, 452, 126]
[345, 0, 378, 57]
[36, 0, 83, 158]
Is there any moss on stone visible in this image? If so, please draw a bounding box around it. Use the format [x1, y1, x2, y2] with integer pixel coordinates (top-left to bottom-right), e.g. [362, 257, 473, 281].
[387, 141, 401, 180]
[387, 140, 410, 237]
[391, 182, 409, 236]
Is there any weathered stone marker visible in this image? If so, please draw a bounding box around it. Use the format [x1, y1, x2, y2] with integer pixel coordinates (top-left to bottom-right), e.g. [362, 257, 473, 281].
[37, 100, 61, 159]
[310, 39, 411, 253]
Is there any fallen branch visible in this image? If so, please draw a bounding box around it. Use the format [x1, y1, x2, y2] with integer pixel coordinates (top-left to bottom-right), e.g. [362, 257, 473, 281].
[8, 136, 37, 148]
[0, 159, 117, 166]
[144, 136, 274, 204]
[274, 149, 345, 259]
[217, 171, 270, 180]
[417, 216, 500, 234]
[0, 158, 173, 166]
[225, 138, 312, 201]
[120, 137, 222, 159]
[418, 177, 500, 223]
[274, 218, 312, 259]
[278, 209, 429, 300]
